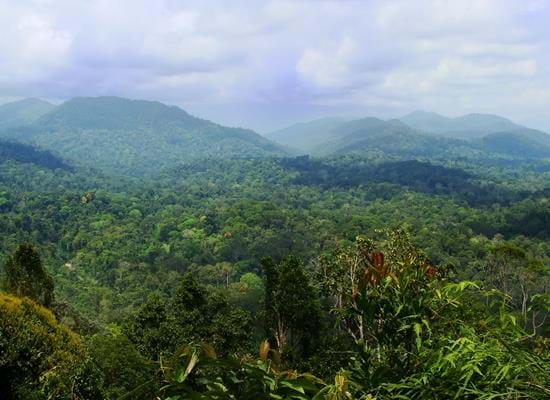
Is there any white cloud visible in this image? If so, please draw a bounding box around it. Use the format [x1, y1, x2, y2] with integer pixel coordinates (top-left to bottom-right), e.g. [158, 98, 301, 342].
[0, 0, 548, 131]
[297, 37, 359, 88]
[0, 6, 72, 82]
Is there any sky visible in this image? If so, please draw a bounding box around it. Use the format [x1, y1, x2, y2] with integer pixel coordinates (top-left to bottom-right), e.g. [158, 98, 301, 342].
[1, 0, 550, 133]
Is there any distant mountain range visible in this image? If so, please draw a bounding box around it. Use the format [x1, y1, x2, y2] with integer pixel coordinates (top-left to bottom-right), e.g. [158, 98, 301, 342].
[267, 117, 349, 154]
[1, 97, 549, 176]
[399, 110, 521, 139]
[0, 97, 288, 175]
[267, 111, 550, 159]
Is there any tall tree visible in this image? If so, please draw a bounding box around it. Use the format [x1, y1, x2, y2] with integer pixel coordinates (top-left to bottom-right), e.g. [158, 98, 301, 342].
[2, 243, 54, 307]
[124, 293, 174, 360]
[262, 256, 321, 357]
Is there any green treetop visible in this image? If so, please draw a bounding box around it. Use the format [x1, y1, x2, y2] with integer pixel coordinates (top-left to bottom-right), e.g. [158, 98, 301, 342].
[2, 243, 54, 307]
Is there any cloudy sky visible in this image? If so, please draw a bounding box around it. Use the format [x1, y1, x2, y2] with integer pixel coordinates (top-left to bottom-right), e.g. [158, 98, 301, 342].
[1, 0, 549, 132]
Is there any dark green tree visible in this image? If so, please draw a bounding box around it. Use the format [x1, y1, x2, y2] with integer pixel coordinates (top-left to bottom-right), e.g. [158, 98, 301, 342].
[171, 274, 253, 355]
[124, 293, 174, 360]
[89, 333, 156, 399]
[262, 256, 321, 358]
[2, 243, 54, 307]
[126, 275, 253, 360]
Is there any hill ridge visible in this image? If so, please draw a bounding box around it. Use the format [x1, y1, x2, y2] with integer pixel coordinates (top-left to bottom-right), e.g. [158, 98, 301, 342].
[0, 96, 288, 175]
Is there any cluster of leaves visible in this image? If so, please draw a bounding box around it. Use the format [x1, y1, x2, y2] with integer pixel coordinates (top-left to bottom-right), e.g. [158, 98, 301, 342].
[331, 232, 549, 399]
[159, 342, 326, 400]
[262, 256, 321, 358]
[87, 333, 156, 399]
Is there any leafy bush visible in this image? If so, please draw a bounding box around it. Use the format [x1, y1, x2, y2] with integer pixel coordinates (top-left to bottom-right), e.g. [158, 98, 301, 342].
[0, 293, 104, 399]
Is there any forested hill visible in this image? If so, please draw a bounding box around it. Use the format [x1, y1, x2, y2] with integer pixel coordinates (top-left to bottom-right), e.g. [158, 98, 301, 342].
[266, 117, 349, 153]
[0, 98, 55, 130]
[400, 111, 521, 139]
[315, 118, 473, 158]
[269, 112, 550, 159]
[480, 129, 550, 158]
[0, 96, 288, 175]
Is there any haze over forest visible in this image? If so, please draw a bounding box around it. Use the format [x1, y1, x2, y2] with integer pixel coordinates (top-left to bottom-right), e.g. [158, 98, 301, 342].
[0, 1, 549, 399]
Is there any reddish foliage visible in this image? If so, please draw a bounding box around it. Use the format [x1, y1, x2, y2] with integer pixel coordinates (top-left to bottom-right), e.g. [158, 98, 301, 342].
[362, 252, 390, 287]
[372, 251, 385, 270]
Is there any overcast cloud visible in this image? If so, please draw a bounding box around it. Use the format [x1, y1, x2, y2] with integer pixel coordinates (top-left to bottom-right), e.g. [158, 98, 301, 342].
[0, 0, 549, 132]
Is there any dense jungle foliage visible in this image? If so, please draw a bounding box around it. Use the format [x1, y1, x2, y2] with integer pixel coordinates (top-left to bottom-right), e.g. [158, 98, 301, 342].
[0, 150, 549, 399]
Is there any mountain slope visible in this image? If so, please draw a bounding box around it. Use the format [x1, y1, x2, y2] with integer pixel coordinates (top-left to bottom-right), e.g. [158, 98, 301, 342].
[400, 111, 550, 158]
[400, 111, 521, 139]
[266, 117, 348, 153]
[451, 113, 520, 139]
[271, 113, 507, 156]
[399, 111, 454, 134]
[270, 111, 550, 160]
[327, 117, 389, 140]
[480, 129, 550, 158]
[314, 118, 406, 154]
[0, 140, 72, 171]
[0, 97, 288, 175]
[0, 98, 56, 130]
[314, 117, 476, 158]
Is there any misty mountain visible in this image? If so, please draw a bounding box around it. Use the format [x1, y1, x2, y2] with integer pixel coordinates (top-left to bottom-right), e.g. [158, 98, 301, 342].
[315, 118, 412, 154]
[266, 117, 348, 153]
[269, 116, 475, 158]
[272, 110, 550, 159]
[316, 118, 474, 158]
[480, 129, 550, 158]
[266, 117, 426, 155]
[400, 111, 550, 158]
[400, 111, 550, 157]
[0, 96, 288, 175]
[0, 98, 56, 130]
[324, 117, 550, 159]
[397, 111, 455, 134]
[400, 111, 522, 139]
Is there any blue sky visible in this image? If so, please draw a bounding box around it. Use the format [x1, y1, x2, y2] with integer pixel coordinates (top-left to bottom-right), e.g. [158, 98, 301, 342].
[1, 0, 549, 132]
